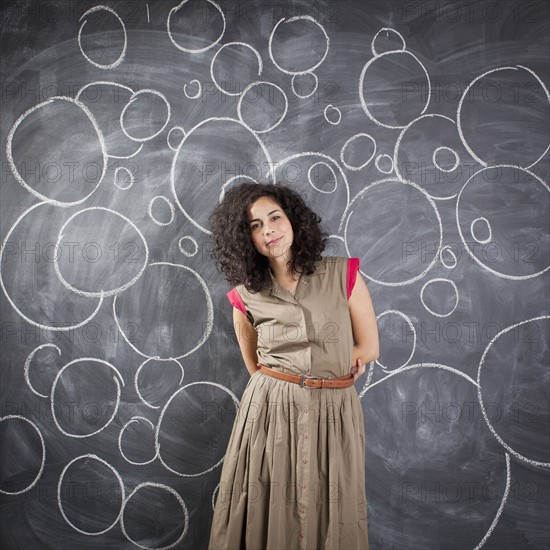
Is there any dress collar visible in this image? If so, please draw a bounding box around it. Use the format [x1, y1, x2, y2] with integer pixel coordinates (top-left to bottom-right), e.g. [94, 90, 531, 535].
[268, 257, 327, 298]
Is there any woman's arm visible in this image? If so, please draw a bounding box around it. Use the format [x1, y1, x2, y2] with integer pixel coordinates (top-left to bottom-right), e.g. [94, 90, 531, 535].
[232, 307, 260, 376]
[348, 273, 380, 365]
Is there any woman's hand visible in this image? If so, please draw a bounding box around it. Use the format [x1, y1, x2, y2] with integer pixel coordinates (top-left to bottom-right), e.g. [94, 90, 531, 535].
[352, 357, 366, 379]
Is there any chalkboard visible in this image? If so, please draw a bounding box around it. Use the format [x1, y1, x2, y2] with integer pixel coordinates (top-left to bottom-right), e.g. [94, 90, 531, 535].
[1, 0, 549, 549]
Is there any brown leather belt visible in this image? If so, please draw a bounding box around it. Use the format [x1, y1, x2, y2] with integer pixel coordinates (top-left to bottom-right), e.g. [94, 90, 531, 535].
[257, 364, 360, 388]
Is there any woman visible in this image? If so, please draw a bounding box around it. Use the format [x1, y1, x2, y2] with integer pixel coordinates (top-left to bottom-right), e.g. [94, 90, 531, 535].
[208, 182, 379, 549]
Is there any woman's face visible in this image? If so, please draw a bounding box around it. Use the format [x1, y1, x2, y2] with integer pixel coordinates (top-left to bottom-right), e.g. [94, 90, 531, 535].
[248, 196, 294, 261]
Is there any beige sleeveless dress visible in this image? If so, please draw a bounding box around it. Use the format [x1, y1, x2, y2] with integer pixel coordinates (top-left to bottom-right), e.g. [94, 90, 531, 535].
[208, 256, 369, 550]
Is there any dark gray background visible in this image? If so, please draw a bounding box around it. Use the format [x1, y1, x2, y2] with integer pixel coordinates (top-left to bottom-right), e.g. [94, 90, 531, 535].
[1, 1, 549, 549]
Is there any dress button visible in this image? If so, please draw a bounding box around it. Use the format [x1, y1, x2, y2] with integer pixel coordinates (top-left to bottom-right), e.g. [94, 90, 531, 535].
[300, 533, 304, 539]
[304, 433, 308, 439]
[302, 458, 308, 464]
[302, 483, 307, 489]
[303, 408, 308, 414]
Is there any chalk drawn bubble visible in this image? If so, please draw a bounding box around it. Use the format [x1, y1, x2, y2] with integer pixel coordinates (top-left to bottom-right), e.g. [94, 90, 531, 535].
[6, 97, 106, 206]
[78, 5, 127, 69]
[149, 196, 175, 226]
[394, 114, 475, 200]
[371, 27, 407, 56]
[120, 89, 171, 142]
[171, 117, 273, 234]
[291, 72, 318, 98]
[183, 79, 201, 99]
[167, 126, 186, 151]
[1, 202, 103, 331]
[51, 358, 124, 438]
[456, 165, 549, 279]
[273, 153, 350, 232]
[114, 166, 134, 190]
[341, 179, 442, 286]
[359, 51, 431, 128]
[210, 42, 263, 97]
[457, 66, 550, 168]
[420, 278, 459, 318]
[375, 153, 393, 174]
[76, 82, 143, 160]
[340, 133, 376, 171]
[156, 382, 239, 477]
[58, 454, 124, 535]
[178, 236, 199, 257]
[120, 482, 189, 549]
[54, 207, 149, 297]
[168, 0, 225, 54]
[135, 358, 184, 410]
[119, 416, 158, 465]
[114, 262, 212, 360]
[374, 310, 416, 372]
[0, 416, 45, 495]
[478, 316, 550, 467]
[324, 104, 341, 125]
[269, 16, 329, 75]
[237, 81, 288, 134]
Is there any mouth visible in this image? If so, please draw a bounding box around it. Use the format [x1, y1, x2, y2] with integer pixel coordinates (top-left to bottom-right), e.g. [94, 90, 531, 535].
[267, 237, 282, 246]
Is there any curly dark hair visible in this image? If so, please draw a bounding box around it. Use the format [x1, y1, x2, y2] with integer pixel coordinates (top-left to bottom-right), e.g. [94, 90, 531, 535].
[208, 182, 329, 293]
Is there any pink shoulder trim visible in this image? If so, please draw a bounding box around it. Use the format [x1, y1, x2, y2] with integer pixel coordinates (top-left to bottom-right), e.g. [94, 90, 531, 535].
[347, 257, 360, 300]
[226, 288, 246, 316]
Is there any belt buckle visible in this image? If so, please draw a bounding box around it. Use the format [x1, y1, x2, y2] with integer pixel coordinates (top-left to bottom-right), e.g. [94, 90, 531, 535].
[299, 374, 319, 388]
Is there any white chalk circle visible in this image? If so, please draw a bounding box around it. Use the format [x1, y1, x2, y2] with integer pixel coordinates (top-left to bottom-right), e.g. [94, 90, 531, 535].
[440, 245, 458, 269]
[307, 161, 338, 193]
[114, 166, 134, 190]
[393, 114, 468, 201]
[0, 202, 104, 331]
[51, 358, 124, 438]
[420, 278, 459, 318]
[375, 153, 393, 174]
[54, 207, 149, 297]
[171, 117, 273, 234]
[167, 0, 225, 54]
[6, 96, 107, 206]
[149, 196, 175, 226]
[457, 65, 550, 168]
[324, 104, 341, 125]
[24, 343, 62, 399]
[341, 178, 442, 285]
[135, 357, 184, 410]
[156, 382, 240, 477]
[120, 482, 189, 549]
[178, 236, 199, 257]
[374, 310, 416, 371]
[167, 126, 186, 151]
[237, 81, 288, 133]
[119, 416, 158, 465]
[78, 5, 127, 69]
[291, 72, 318, 98]
[433, 146, 460, 173]
[340, 133, 376, 171]
[471, 217, 492, 244]
[477, 316, 550, 467]
[183, 79, 202, 99]
[113, 262, 213, 360]
[269, 16, 330, 75]
[0, 415, 46, 495]
[359, 50, 431, 128]
[371, 27, 406, 56]
[210, 42, 263, 96]
[58, 453, 125, 535]
[120, 89, 171, 142]
[456, 165, 549, 279]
